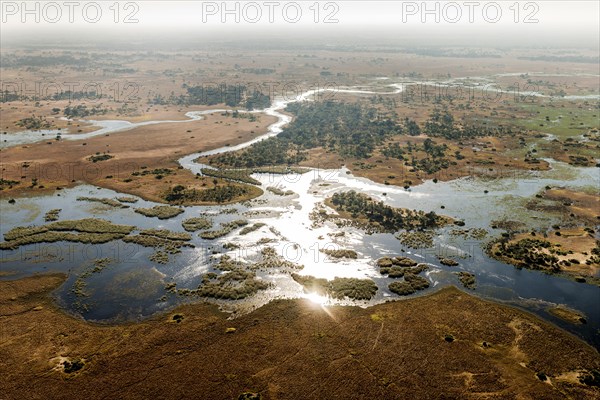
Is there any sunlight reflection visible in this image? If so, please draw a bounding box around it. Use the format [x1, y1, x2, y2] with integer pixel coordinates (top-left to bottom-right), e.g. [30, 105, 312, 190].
[305, 292, 328, 306]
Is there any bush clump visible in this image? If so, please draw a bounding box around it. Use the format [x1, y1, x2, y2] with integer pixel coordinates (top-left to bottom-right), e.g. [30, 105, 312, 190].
[388, 273, 430, 296]
[292, 274, 378, 300]
[1, 218, 134, 250]
[200, 220, 248, 240]
[456, 271, 476, 289]
[182, 217, 213, 232]
[321, 249, 358, 259]
[134, 205, 184, 220]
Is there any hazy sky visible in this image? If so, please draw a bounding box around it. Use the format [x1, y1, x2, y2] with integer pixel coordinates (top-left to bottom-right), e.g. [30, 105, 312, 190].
[1, 1, 599, 48]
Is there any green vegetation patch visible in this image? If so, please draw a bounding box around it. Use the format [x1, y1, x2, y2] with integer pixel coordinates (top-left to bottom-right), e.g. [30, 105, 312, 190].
[388, 273, 430, 296]
[210, 101, 401, 167]
[134, 205, 184, 219]
[450, 228, 488, 240]
[239, 223, 266, 235]
[455, 271, 476, 289]
[321, 249, 358, 259]
[184, 269, 270, 300]
[492, 238, 560, 273]
[116, 197, 138, 203]
[438, 257, 459, 267]
[201, 168, 262, 185]
[182, 217, 213, 232]
[266, 187, 295, 196]
[0, 178, 21, 190]
[378, 256, 428, 278]
[123, 229, 193, 263]
[253, 246, 304, 271]
[200, 220, 248, 240]
[44, 209, 61, 222]
[77, 196, 129, 208]
[292, 274, 378, 300]
[1, 219, 134, 250]
[16, 115, 52, 130]
[164, 184, 258, 204]
[328, 191, 448, 233]
[395, 231, 435, 248]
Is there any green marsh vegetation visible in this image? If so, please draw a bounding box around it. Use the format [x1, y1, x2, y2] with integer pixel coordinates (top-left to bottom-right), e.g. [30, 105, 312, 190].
[376, 256, 430, 296]
[266, 187, 295, 196]
[320, 249, 358, 259]
[77, 197, 129, 208]
[327, 190, 449, 233]
[239, 223, 266, 235]
[200, 220, 248, 240]
[200, 168, 262, 186]
[163, 183, 260, 204]
[44, 209, 61, 222]
[182, 217, 213, 232]
[134, 205, 184, 219]
[209, 101, 401, 167]
[0, 219, 134, 250]
[455, 271, 476, 289]
[292, 274, 378, 300]
[123, 229, 193, 264]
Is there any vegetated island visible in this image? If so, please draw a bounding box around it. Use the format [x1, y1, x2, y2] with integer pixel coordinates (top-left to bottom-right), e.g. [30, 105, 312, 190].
[314, 190, 452, 234]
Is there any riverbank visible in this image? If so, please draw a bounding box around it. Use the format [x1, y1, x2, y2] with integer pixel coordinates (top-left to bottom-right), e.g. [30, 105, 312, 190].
[1, 273, 599, 399]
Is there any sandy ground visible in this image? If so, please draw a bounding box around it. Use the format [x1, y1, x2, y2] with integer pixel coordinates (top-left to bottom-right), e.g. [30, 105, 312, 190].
[0, 112, 277, 203]
[0, 273, 599, 400]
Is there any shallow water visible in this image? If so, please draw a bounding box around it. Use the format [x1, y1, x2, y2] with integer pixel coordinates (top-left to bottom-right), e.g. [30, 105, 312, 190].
[1, 110, 224, 148]
[1, 82, 599, 349]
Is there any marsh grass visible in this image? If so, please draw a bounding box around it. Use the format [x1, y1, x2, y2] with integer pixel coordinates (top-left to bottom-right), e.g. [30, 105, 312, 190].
[292, 274, 378, 300]
[200, 220, 248, 240]
[455, 271, 476, 289]
[134, 205, 184, 219]
[266, 187, 295, 196]
[1, 219, 134, 250]
[182, 217, 213, 232]
[388, 273, 430, 296]
[77, 196, 129, 208]
[44, 209, 61, 222]
[396, 231, 434, 248]
[239, 223, 266, 235]
[320, 249, 358, 259]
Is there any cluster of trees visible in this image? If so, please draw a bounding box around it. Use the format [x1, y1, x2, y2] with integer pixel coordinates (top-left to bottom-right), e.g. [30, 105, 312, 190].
[210, 138, 306, 168]
[381, 142, 405, 160]
[53, 91, 99, 101]
[415, 138, 450, 174]
[404, 118, 421, 136]
[211, 101, 401, 168]
[16, 115, 52, 130]
[64, 105, 109, 119]
[495, 238, 560, 272]
[330, 190, 443, 232]
[164, 184, 251, 204]
[382, 138, 450, 174]
[4, 55, 90, 67]
[155, 84, 271, 110]
[239, 67, 275, 75]
[424, 109, 514, 139]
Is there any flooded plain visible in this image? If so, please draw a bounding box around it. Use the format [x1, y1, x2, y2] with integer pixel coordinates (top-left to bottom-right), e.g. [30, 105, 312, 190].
[1, 80, 599, 349]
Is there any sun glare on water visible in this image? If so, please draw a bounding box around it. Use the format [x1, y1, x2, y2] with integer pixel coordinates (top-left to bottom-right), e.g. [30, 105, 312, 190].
[305, 292, 328, 306]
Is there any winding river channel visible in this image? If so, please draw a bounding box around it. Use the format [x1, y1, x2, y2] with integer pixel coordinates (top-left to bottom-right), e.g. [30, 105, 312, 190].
[1, 80, 599, 349]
